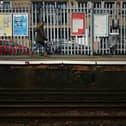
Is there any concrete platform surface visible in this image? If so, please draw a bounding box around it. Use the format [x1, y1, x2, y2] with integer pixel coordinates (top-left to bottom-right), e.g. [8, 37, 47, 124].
[0, 55, 126, 65]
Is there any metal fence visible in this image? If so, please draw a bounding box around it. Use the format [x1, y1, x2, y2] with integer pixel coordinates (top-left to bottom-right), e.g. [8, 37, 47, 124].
[32, 1, 126, 56]
[0, 7, 31, 56]
[0, 1, 126, 56]
[32, 2, 93, 55]
[94, 2, 126, 55]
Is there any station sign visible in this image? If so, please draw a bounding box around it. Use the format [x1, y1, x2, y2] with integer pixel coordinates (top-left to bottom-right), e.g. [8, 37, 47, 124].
[71, 13, 85, 36]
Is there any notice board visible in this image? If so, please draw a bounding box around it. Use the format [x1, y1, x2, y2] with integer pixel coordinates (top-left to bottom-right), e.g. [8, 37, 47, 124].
[94, 14, 108, 37]
[71, 13, 85, 36]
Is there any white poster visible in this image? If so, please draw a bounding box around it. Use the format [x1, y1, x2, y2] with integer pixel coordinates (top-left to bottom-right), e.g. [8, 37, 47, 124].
[73, 19, 83, 32]
[94, 14, 108, 37]
[0, 14, 12, 36]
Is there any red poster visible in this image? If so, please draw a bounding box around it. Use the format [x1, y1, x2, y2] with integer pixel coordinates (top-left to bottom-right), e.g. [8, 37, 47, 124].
[71, 13, 85, 36]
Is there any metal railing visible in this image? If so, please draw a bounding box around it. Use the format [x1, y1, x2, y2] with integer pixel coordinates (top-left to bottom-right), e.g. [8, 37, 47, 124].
[32, 2, 93, 55]
[0, 6, 31, 56]
[32, 1, 126, 56]
[94, 2, 126, 55]
[0, 1, 126, 56]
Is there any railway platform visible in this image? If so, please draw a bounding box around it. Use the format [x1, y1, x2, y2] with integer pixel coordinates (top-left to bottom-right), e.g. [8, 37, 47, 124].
[0, 55, 126, 65]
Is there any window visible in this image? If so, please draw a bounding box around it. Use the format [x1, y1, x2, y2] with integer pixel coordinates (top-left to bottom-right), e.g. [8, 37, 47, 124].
[0, 0, 3, 8]
[0, 0, 10, 8]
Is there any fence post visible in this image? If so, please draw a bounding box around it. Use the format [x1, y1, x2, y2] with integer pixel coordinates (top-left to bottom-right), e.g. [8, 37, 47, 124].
[91, 0, 94, 56]
[31, 3, 34, 57]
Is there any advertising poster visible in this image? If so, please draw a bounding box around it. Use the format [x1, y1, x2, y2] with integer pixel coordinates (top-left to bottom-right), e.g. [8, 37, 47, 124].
[94, 14, 108, 37]
[13, 14, 28, 36]
[0, 14, 12, 36]
[71, 13, 85, 36]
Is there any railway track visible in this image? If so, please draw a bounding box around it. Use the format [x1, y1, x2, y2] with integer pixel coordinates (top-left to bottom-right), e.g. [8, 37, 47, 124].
[0, 89, 126, 126]
[0, 89, 126, 102]
[0, 90, 125, 125]
[0, 61, 126, 125]
[0, 102, 126, 126]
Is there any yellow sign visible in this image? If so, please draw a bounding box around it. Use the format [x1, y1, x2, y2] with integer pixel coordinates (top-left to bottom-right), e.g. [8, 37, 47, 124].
[0, 14, 12, 36]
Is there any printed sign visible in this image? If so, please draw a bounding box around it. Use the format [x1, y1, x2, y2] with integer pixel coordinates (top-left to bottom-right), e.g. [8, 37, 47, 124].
[94, 14, 108, 37]
[0, 14, 12, 36]
[13, 14, 28, 36]
[71, 13, 85, 36]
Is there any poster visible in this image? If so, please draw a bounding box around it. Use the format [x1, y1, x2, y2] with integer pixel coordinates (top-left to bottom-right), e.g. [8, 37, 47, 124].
[94, 14, 108, 37]
[13, 14, 28, 36]
[0, 14, 12, 36]
[71, 13, 85, 36]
